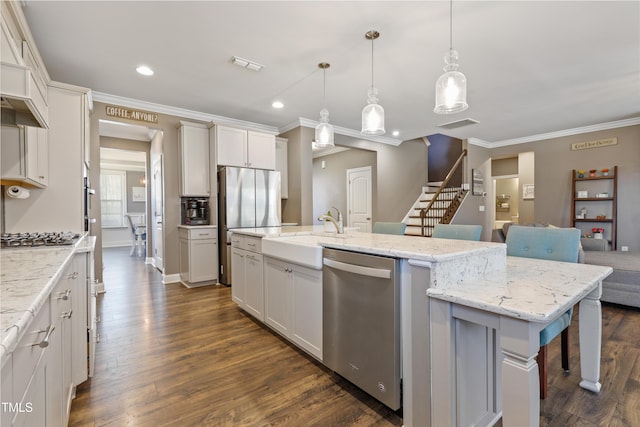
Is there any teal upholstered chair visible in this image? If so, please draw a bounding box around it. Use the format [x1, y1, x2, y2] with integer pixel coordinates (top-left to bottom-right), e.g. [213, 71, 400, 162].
[505, 225, 581, 399]
[372, 222, 407, 236]
[432, 224, 483, 241]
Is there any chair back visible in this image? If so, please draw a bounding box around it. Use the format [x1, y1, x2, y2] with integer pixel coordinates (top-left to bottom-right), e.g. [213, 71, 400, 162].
[505, 226, 580, 262]
[372, 222, 407, 235]
[432, 224, 482, 241]
[125, 214, 136, 235]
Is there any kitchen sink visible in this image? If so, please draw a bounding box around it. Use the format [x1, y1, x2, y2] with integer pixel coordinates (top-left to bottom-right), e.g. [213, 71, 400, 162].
[261, 235, 324, 270]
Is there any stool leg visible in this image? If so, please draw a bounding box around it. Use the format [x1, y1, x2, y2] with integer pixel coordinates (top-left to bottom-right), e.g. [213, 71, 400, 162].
[537, 345, 548, 399]
[561, 327, 570, 373]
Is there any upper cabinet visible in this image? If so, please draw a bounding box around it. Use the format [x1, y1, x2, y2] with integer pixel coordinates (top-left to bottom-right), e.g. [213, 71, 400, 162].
[275, 137, 288, 199]
[178, 121, 211, 197]
[215, 125, 276, 170]
[1, 124, 48, 188]
[1, 1, 50, 128]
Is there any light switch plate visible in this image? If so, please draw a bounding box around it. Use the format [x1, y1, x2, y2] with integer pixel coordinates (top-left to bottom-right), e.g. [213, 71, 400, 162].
[621, 246, 629, 252]
[479, 205, 485, 212]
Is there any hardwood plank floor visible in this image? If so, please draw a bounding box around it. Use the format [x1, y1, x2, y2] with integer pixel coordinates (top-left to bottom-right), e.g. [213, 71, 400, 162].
[70, 248, 640, 426]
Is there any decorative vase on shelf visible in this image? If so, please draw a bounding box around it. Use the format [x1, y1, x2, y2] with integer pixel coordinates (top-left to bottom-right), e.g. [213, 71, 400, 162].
[589, 170, 596, 177]
[577, 170, 585, 178]
[602, 169, 609, 177]
[594, 232, 603, 240]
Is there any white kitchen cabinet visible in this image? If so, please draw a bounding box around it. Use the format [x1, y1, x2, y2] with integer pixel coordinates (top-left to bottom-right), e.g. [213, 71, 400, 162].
[179, 226, 218, 287]
[231, 246, 246, 306]
[264, 257, 293, 337]
[178, 121, 210, 197]
[244, 251, 264, 321]
[263, 256, 323, 359]
[275, 137, 288, 199]
[215, 125, 276, 170]
[70, 253, 88, 387]
[1, 124, 49, 188]
[231, 234, 265, 321]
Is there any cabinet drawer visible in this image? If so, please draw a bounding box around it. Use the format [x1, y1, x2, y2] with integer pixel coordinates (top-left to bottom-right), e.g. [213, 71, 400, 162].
[231, 234, 245, 249]
[13, 301, 51, 404]
[188, 227, 216, 240]
[244, 236, 262, 254]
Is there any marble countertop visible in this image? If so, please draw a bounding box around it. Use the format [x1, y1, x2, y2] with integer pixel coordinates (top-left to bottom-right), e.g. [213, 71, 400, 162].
[1, 235, 96, 363]
[231, 225, 339, 237]
[177, 225, 216, 229]
[428, 256, 613, 323]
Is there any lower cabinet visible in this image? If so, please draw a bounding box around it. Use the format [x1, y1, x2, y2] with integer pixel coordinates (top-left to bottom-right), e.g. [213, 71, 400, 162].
[179, 226, 218, 287]
[264, 256, 322, 360]
[1, 250, 92, 427]
[231, 234, 264, 321]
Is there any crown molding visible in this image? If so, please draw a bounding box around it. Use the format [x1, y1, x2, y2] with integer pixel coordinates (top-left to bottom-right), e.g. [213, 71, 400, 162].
[280, 118, 404, 147]
[489, 117, 640, 148]
[91, 92, 280, 135]
[467, 137, 492, 148]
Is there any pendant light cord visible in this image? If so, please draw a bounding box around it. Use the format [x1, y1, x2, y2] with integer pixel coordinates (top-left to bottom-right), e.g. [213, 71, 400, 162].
[449, 0, 453, 50]
[323, 67, 327, 108]
[371, 36, 375, 88]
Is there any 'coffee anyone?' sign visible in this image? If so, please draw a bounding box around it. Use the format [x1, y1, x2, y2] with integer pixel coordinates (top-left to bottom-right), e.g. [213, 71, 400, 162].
[106, 105, 158, 124]
[571, 137, 617, 151]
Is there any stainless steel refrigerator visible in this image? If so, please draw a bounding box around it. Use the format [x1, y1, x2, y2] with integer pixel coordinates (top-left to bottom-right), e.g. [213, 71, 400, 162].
[218, 166, 281, 284]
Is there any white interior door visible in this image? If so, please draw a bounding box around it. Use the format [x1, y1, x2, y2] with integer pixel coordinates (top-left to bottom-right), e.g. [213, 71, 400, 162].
[347, 166, 372, 232]
[152, 156, 164, 272]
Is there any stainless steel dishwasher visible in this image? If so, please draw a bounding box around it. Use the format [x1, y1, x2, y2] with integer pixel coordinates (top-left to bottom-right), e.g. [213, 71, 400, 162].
[322, 247, 401, 410]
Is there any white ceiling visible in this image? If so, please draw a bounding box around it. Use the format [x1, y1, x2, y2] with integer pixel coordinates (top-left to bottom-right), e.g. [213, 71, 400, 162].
[22, 1, 640, 146]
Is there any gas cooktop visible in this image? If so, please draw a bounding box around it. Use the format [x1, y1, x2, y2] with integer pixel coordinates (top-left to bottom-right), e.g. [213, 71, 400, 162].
[0, 232, 81, 248]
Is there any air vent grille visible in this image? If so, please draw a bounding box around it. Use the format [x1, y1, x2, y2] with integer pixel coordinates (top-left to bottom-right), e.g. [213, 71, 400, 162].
[437, 118, 479, 129]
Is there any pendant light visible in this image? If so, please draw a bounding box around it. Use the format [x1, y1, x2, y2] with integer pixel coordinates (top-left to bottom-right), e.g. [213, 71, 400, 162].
[314, 62, 335, 148]
[434, 0, 468, 114]
[361, 30, 385, 135]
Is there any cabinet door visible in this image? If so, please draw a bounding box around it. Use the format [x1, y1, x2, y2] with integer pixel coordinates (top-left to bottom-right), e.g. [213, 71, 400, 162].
[189, 239, 218, 283]
[24, 126, 48, 186]
[179, 238, 190, 283]
[275, 137, 288, 198]
[216, 125, 247, 167]
[244, 253, 264, 321]
[247, 131, 276, 170]
[179, 122, 210, 196]
[291, 265, 323, 359]
[264, 257, 292, 337]
[70, 254, 88, 387]
[231, 248, 246, 306]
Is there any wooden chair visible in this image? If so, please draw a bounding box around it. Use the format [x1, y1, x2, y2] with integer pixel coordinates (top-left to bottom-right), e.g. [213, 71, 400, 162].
[505, 225, 581, 399]
[432, 223, 482, 241]
[372, 222, 407, 235]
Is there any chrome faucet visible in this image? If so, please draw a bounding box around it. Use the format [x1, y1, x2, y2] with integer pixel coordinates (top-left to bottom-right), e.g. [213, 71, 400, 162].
[318, 206, 344, 234]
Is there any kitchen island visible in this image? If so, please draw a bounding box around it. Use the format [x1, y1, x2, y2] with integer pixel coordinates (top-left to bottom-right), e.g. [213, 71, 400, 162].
[230, 227, 612, 427]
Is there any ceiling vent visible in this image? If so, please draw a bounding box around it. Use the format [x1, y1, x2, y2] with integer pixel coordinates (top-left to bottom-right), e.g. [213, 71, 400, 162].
[437, 118, 479, 129]
[231, 56, 264, 72]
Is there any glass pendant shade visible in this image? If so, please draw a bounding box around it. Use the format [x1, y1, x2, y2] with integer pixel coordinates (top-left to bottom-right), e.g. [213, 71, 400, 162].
[314, 108, 334, 148]
[361, 87, 385, 135]
[434, 50, 468, 114]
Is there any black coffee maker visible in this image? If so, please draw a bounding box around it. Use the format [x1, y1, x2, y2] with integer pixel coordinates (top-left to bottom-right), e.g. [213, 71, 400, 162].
[181, 197, 209, 225]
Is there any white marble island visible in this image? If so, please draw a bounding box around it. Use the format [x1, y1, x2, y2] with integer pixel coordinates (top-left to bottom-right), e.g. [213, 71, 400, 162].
[240, 229, 612, 427]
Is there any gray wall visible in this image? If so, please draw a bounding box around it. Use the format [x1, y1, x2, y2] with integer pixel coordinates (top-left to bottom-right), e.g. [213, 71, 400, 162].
[312, 148, 377, 224]
[126, 171, 146, 213]
[489, 124, 640, 250]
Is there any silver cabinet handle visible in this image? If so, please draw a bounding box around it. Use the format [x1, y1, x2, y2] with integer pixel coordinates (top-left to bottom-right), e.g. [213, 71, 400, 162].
[67, 271, 78, 280]
[33, 325, 55, 348]
[57, 289, 71, 300]
[283, 267, 293, 273]
[62, 309, 73, 319]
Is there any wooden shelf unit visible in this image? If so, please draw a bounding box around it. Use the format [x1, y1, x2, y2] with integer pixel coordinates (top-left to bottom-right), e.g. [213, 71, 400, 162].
[570, 166, 617, 250]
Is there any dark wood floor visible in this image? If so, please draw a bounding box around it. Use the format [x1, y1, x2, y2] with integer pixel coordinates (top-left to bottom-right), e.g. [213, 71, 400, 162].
[69, 248, 640, 426]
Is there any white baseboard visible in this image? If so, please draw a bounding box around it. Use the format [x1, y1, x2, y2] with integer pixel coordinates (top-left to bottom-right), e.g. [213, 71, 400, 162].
[163, 273, 181, 285]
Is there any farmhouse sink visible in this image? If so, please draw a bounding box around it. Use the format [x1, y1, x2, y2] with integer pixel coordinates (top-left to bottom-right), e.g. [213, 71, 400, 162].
[261, 235, 324, 270]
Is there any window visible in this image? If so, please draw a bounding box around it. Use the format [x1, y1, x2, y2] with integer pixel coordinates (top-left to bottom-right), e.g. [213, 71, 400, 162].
[100, 170, 126, 227]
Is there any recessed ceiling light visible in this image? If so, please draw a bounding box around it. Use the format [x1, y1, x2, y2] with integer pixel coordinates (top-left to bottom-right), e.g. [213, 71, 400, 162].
[392, 130, 400, 137]
[136, 65, 154, 76]
[272, 101, 284, 109]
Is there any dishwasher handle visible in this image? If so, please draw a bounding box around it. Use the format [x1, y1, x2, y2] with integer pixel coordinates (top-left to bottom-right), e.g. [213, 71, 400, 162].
[323, 258, 391, 279]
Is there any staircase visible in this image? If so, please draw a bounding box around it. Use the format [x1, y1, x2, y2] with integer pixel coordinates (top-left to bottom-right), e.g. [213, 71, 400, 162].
[403, 185, 468, 236]
[402, 149, 468, 237]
